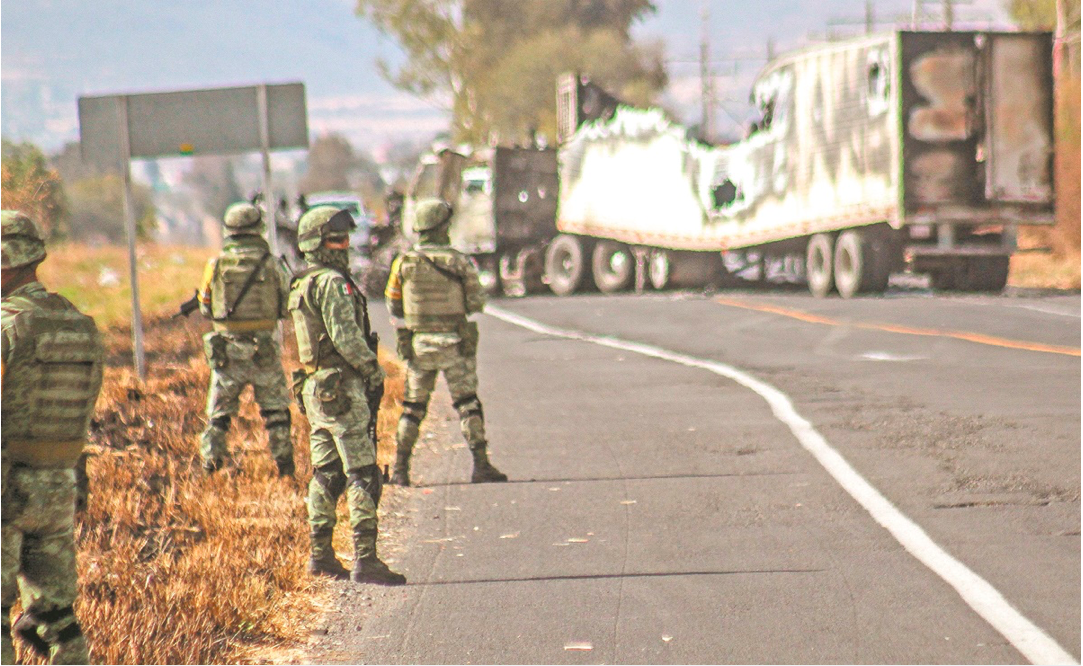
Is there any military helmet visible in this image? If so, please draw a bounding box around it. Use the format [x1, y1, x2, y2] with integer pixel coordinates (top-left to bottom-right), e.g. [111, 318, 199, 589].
[1, 210, 47, 269]
[413, 199, 453, 232]
[296, 206, 356, 252]
[223, 202, 263, 234]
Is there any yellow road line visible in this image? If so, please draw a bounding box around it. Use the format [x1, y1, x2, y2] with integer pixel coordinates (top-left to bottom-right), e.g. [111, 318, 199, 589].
[715, 297, 1082, 357]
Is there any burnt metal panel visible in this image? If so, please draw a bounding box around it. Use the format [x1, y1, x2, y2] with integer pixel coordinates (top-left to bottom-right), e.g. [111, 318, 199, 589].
[900, 31, 983, 209]
[983, 33, 1054, 203]
[492, 147, 558, 248]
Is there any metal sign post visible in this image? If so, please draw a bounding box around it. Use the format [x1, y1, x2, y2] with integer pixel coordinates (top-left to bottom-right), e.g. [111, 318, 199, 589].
[115, 95, 146, 381]
[256, 84, 279, 256]
[79, 82, 308, 378]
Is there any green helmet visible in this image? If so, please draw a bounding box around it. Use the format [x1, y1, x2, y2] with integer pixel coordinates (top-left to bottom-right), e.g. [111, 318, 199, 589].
[223, 202, 263, 235]
[296, 206, 356, 252]
[413, 199, 452, 232]
[1, 210, 47, 269]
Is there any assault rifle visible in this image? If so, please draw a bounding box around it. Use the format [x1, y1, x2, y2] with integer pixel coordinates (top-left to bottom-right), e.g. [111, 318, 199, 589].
[174, 291, 201, 319]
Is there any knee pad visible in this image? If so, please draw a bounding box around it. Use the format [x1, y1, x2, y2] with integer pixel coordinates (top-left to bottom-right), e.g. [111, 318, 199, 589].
[452, 393, 484, 420]
[348, 464, 383, 507]
[313, 463, 347, 497]
[400, 400, 428, 426]
[260, 409, 291, 429]
[209, 415, 231, 431]
[13, 605, 78, 658]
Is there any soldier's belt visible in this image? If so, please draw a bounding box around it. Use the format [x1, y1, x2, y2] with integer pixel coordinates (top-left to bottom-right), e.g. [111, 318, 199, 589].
[302, 361, 352, 374]
[212, 319, 276, 333]
[5, 439, 85, 468]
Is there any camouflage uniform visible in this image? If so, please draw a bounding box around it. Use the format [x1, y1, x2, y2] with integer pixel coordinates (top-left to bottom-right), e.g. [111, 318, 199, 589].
[198, 203, 295, 475]
[2, 211, 103, 664]
[385, 199, 507, 486]
[290, 206, 405, 585]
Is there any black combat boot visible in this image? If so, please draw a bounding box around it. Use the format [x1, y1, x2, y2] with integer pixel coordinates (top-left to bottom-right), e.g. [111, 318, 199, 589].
[351, 529, 406, 585]
[308, 528, 349, 580]
[470, 444, 508, 483]
[275, 457, 296, 478]
[351, 555, 407, 586]
[389, 449, 411, 486]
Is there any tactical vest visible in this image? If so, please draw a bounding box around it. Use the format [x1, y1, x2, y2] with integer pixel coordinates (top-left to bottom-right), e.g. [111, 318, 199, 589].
[289, 268, 370, 371]
[399, 248, 466, 331]
[210, 244, 280, 322]
[2, 289, 103, 467]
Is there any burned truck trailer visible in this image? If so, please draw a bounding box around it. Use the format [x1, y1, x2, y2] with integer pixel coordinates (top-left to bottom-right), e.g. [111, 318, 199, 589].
[403, 145, 559, 296]
[551, 30, 1055, 297]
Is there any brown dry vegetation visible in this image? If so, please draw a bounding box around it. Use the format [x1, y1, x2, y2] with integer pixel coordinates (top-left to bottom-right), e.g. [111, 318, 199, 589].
[13, 244, 404, 664]
[37, 244, 214, 328]
[1012, 74, 1083, 291]
[62, 317, 403, 665]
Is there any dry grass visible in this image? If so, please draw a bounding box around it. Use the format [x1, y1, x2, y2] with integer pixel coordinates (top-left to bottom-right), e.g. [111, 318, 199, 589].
[37, 244, 213, 328]
[13, 245, 405, 664]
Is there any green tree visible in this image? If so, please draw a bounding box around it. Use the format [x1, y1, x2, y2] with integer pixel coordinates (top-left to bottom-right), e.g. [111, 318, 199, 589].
[50, 141, 157, 242]
[356, 0, 665, 144]
[64, 174, 156, 242]
[300, 133, 387, 210]
[1004, 0, 1079, 30]
[181, 156, 245, 223]
[1, 139, 67, 239]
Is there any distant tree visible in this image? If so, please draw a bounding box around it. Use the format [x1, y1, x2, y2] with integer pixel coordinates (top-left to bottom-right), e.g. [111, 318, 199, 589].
[300, 134, 356, 193]
[1, 139, 67, 239]
[65, 174, 156, 243]
[299, 134, 388, 213]
[355, 0, 666, 144]
[182, 156, 245, 223]
[1004, 0, 1079, 30]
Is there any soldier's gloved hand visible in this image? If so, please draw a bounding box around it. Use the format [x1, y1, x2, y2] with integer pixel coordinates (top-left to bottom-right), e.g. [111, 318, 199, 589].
[361, 360, 386, 390]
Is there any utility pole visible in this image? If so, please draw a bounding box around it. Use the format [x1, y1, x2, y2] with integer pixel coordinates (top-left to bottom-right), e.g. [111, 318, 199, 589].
[700, 0, 713, 141]
[943, 0, 954, 29]
[865, 0, 875, 34]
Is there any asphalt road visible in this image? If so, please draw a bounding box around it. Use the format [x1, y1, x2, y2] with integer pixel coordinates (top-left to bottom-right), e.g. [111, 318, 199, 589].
[309, 288, 1080, 665]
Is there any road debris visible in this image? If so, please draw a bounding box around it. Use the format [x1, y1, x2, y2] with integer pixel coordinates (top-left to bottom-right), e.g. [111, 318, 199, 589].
[620, 500, 637, 505]
[662, 635, 673, 643]
[499, 532, 520, 539]
[564, 641, 593, 651]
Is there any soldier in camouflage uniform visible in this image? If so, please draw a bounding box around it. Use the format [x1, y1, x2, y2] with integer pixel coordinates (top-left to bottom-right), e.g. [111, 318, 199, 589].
[385, 199, 507, 487]
[2, 211, 103, 664]
[197, 202, 295, 475]
[289, 206, 406, 585]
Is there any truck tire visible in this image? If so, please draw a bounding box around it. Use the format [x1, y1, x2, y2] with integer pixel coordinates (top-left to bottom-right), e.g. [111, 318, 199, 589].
[806, 233, 835, 298]
[969, 256, 1010, 292]
[648, 249, 671, 290]
[545, 234, 589, 296]
[833, 229, 891, 298]
[591, 240, 634, 293]
[954, 256, 1010, 292]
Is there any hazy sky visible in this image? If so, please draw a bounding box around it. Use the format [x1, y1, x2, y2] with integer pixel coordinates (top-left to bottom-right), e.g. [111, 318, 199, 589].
[1, 0, 1014, 152]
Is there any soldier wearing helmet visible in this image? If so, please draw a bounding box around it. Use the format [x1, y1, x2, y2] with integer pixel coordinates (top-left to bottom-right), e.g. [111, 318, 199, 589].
[384, 198, 508, 487]
[196, 202, 295, 476]
[2, 211, 103, 664]
[288, 206, 405, 585]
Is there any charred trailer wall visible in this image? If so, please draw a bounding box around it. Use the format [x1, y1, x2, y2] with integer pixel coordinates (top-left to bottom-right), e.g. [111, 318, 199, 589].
[900, 31, 1055, 218]
[709, 34, 900, 247]
[492, 147, 559, 250]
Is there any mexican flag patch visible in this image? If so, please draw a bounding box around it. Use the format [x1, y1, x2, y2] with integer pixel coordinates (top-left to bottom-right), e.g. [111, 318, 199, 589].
[340, 281, 353, 296]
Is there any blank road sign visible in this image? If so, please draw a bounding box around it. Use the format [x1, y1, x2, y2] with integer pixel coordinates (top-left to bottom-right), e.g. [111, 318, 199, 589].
[79, 82, 308, 170]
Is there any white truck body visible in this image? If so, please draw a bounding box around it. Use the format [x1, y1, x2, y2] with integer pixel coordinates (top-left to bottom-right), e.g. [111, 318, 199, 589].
[553, 30, 1054, 295]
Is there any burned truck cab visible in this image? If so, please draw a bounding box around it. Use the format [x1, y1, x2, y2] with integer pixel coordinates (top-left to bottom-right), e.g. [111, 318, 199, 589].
[403, 144, 559, 296]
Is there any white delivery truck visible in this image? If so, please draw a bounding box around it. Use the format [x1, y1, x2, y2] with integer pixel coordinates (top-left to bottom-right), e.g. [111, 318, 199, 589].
[548, 30, 1056, 297]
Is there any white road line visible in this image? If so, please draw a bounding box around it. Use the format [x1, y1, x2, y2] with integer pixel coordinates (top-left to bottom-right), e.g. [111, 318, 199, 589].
[485, 305, 1078, 666]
